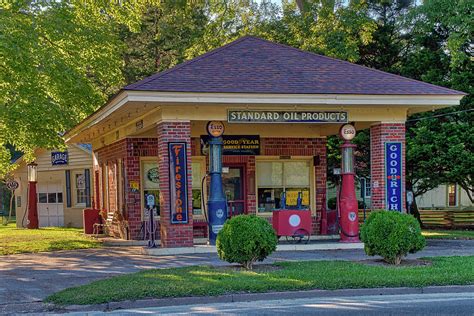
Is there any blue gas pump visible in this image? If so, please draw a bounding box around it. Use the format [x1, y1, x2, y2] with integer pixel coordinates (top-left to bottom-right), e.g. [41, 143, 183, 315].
[206, 122, 227, 245]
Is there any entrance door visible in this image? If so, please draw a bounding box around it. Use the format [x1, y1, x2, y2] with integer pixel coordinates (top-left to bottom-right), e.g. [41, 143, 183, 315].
[222, 166, 246, 217]
[38, 182, 64, 227]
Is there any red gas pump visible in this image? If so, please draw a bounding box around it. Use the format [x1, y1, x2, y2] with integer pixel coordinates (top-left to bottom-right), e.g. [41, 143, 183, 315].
[338, 124, 360, 243]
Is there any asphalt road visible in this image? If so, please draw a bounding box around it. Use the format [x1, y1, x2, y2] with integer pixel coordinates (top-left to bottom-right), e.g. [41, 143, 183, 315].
[66, 292, 474, 315]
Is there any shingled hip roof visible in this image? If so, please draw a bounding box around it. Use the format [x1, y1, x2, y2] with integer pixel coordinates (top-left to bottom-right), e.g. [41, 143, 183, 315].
[124, 36, 464, 96]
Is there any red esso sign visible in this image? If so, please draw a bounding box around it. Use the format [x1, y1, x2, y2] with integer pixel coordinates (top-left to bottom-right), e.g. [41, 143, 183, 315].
[340, 124, 356, 141]
[207, 121, 225, 137]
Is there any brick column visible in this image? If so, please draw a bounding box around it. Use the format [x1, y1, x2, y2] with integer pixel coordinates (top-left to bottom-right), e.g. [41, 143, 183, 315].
[157, 121, 194, 247]
[370, 123, 406, 211]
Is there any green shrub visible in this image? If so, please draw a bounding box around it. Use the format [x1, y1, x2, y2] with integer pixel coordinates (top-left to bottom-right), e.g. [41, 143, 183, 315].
[360, 210, 426, 265]
[216, 215, 277, 270]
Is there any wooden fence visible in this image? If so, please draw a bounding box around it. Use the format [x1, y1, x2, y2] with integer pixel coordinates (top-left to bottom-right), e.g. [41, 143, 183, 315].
[357, 209, 474, 229]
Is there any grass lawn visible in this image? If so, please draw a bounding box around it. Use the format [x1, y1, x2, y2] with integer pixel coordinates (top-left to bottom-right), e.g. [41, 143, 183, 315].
[46, 255, 474, 305]
[0, 222, 101, 255]
[423, 229, 474, 240]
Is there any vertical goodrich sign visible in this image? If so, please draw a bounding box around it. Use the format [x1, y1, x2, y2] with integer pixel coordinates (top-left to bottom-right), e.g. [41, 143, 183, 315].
[385, 142, 403, 211]
[169, 142, 189, 224]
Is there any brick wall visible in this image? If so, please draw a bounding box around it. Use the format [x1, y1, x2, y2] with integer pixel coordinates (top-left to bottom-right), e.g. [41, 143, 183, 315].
[192, 137, 327, 236]
[157, 121, 194, 247]
[370, 123, 406, 211]
[95, 138, 159, 239]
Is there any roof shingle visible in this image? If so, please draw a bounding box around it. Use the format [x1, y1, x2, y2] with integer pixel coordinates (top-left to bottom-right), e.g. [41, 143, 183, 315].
[124, 36, 464, 95]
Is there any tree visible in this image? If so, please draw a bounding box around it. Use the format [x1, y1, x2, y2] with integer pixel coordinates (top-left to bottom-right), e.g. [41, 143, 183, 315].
[402, 0, 473, 210]
[120, 2, 208, 84]
[0, 1, 150, 177]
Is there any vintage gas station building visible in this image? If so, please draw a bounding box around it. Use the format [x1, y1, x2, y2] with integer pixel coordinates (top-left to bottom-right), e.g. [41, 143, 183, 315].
[65, 36, 465, 247]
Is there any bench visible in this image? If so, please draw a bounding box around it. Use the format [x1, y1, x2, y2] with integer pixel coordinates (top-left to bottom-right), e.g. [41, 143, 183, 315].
[92, 211, 114, 236]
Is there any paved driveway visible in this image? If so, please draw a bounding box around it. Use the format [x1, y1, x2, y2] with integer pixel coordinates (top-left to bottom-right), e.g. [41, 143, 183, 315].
[0, 240, 473, 314]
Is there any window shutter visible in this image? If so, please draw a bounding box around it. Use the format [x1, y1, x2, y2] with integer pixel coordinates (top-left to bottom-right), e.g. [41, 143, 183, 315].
[65, 170, 71, 207]
[84, 169, 91, 207]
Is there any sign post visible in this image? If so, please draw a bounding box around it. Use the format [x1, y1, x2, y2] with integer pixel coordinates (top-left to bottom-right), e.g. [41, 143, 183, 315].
[206, 121, 227, 245]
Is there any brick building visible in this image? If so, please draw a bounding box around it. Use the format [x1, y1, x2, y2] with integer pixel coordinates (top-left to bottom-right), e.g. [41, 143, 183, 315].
[64, 36, 465, 247]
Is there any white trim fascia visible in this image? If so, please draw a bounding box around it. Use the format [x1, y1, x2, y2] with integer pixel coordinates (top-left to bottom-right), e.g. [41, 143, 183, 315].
[65, 90, 464, 142]
[126, 91, 464, 106]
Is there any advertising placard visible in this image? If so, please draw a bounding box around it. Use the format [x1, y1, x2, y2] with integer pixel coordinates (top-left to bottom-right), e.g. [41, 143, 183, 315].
[228, 110, 348, 123]
[169, 142, 189, 224]
[51, 151, 68, 165]
[200, 135, 260, 155]
[385, 142, 403, 212]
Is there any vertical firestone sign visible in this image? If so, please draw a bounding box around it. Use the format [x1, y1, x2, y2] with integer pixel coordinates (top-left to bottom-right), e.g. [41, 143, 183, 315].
[385, 142, 403, 211]
[169, 142, 189, 224]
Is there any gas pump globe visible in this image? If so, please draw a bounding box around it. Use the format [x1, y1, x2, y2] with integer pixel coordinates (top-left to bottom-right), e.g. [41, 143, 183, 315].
[338, 124, 360, 242]
[206, 121, 227, 245]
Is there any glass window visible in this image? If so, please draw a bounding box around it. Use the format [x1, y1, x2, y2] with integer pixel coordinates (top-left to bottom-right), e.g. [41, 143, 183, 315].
[365, 179, 371, 197]
[192, 161, 203, 215]
[57, 192, 63, 203]
[48, 193, 57, 203]
[257, 160, 311, 213]
[448, 184, 457, 207]
[142, 161, 160, 218]
[75, 173, 87, 205]
[38, 193, 47, 203]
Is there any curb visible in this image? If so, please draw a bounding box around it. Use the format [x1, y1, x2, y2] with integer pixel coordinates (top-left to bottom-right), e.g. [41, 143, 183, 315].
[61, 285, 474, 313]
[142, 242, 364, 255]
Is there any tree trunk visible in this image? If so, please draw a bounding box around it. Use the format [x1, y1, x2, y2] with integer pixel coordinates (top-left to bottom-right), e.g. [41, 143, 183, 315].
[406, 181, 423, 228]
[411, 197, 423, 228]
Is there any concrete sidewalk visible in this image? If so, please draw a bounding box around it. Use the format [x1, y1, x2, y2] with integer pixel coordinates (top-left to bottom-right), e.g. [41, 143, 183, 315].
[0, 239, 473, 314]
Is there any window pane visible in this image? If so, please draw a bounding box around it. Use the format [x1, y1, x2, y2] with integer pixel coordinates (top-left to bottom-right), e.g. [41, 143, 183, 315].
[192, 162, 202, 189]
[76, 173, 85, 189]
[48, 193, 57, 203]
[257, 188, 284, 212]
[76, 189, 87, 204]
[284, 161, 310, 186]
[38, 193, 47, 203]
[143, 162, 160, 189]
[57, 192, 63, 203]
[257, 162, 283, 187]
[192, 189, 202, 215]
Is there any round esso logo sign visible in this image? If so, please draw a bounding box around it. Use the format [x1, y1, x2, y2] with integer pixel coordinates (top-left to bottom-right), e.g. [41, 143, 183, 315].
[207, 121, 225, 137]
[289, 214, 301, 227]
[339, 124, 356, 141]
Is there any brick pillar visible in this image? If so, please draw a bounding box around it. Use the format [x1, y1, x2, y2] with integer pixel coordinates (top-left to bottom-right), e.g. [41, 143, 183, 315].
[157, 121, 194, 247]
[125, 154, 141, 239]
[370, 123, 406, 211]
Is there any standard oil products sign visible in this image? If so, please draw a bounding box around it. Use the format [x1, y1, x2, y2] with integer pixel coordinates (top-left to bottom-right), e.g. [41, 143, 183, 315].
[228, 110, 348, 123]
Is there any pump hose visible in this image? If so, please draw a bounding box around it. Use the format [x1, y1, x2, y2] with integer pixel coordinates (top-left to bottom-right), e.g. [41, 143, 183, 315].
[201, 173, 209, 224]
[337, 182, 360, 238]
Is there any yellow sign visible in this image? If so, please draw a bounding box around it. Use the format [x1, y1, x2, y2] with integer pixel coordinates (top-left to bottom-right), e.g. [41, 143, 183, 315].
[286, 190, 309, 206]
[129, 180, 140, 193]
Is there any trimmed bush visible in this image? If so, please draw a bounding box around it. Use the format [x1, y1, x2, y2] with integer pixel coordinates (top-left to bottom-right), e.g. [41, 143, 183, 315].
[360, 210, 426, 265]
[216, 215, 277, 270]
